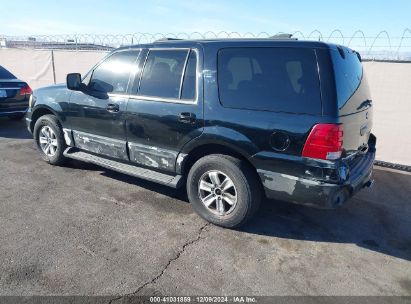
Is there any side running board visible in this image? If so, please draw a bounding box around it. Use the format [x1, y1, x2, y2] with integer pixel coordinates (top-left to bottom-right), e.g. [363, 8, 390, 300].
[63, 148, 183, 188]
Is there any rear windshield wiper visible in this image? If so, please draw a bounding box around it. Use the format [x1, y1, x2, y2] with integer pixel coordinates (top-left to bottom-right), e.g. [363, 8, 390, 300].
[357, 99, 372, 110]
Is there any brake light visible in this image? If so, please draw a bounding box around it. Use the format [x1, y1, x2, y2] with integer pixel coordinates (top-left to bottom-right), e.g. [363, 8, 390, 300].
[302, 124, 343, 160]
[19, 84, 32, 96]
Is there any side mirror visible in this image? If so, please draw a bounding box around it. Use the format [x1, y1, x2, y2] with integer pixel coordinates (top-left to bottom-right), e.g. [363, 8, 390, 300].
[66, 73, 82, 91]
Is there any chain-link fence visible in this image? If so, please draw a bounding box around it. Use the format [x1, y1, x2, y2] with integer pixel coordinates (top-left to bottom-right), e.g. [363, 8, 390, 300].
[1, 29, 411, 60]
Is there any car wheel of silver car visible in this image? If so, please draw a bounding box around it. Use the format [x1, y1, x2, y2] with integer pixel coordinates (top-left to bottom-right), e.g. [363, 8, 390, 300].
[187, 154, 261, 228]
[34, 114, 67, 165]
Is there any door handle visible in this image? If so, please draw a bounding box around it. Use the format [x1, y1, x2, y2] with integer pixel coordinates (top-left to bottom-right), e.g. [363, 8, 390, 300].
[179, 112, 196, 124]
[106, 103, 120, 113]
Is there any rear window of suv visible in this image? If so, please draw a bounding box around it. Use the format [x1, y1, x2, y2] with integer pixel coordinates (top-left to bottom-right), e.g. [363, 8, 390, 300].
[217, 47, 321, 114]
[331, 47, 363, 108]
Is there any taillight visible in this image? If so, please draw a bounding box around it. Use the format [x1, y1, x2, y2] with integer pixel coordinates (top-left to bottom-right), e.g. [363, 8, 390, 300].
[302, 124, 343, 160]
[19, 84, 32, 96]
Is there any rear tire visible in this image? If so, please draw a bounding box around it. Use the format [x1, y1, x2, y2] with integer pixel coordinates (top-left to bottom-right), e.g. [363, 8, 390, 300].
[187, 154, 261, 228]
[33, 114, 67, 166]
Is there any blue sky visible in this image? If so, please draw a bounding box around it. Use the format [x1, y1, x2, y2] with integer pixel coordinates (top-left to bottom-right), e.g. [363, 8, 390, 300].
[1, 0, 410, 36]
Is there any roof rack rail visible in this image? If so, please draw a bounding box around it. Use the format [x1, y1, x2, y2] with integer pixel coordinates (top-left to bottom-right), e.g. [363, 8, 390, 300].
[270, 33, 297, 40]
[154, 37, 183, 42]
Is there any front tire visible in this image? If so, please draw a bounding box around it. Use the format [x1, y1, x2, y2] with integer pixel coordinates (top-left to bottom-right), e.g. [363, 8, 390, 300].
[33, 114, 67, 165]
[187, 154, 261, 228]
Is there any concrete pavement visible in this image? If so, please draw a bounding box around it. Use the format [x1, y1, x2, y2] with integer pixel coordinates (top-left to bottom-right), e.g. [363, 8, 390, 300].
[0, 118, 410, 298]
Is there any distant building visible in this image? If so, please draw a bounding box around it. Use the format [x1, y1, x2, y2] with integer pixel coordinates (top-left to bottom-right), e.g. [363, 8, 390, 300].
[0, 38, 114, 51]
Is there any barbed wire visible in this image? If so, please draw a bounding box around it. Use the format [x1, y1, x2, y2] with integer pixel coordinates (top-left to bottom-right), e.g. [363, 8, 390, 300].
[1, 29, 411, 60]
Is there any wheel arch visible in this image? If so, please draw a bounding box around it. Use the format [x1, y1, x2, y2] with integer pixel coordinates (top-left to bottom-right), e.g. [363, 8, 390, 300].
[30, 106, 61, 133]
[179, 142, 260, 184]
[178, 126, 260, 176]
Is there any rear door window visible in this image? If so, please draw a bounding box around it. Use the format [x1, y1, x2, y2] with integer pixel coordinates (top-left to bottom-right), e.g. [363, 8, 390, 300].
[217, 48, 321, 114]
[138, 49, 196, 100]
[181, 50, 197, 100]
[88, 50, 140, 94]
[331, 47, 363, 108]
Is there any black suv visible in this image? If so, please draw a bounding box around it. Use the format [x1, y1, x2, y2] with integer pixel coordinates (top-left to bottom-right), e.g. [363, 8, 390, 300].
[26, 39, 375, 228]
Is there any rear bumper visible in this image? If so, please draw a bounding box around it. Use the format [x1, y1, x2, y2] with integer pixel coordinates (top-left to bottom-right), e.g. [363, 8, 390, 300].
[0, 109, 28, 117]
[0, 99, 29, 115]
[256, 135, 376, 209]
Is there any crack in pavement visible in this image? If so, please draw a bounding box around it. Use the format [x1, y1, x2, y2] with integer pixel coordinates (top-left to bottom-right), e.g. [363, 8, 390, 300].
[108, 222, 210, 303]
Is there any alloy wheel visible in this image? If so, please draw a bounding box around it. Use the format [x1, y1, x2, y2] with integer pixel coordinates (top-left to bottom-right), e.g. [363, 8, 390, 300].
[39, 126, 58, 157]
[198, 170, 238, 216]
